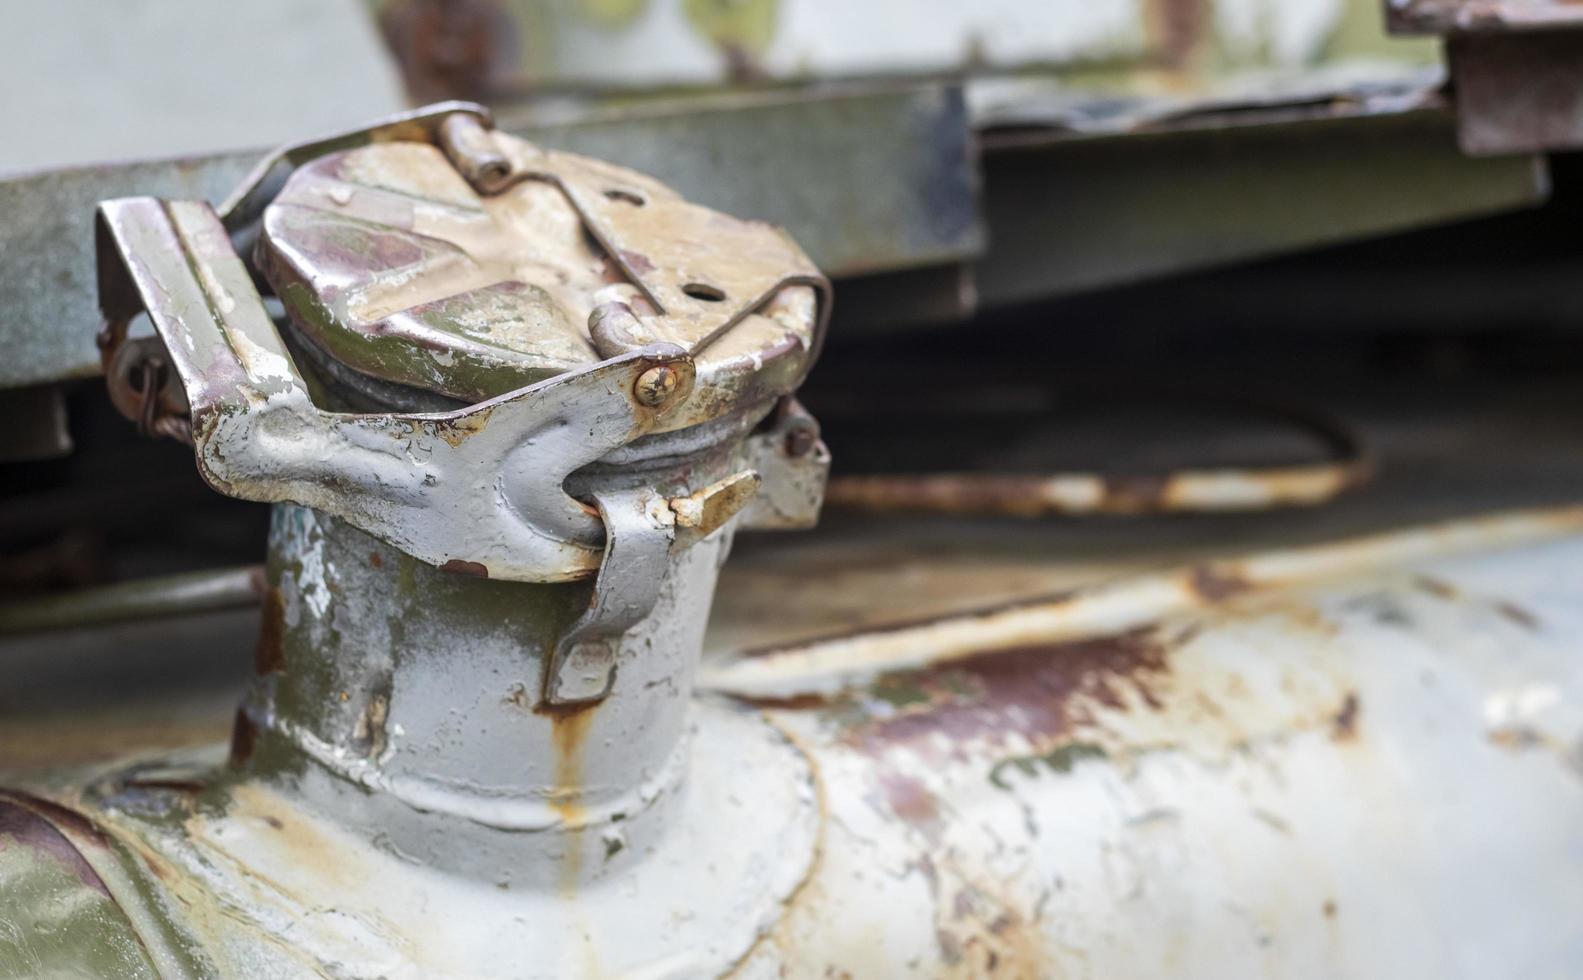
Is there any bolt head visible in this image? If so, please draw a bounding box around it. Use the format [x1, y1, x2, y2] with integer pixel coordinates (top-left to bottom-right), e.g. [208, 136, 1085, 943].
[634, 365, 678, 408]
[784, 426, 817, 458]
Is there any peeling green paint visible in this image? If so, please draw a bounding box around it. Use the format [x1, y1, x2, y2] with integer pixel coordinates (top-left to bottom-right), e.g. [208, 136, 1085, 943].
[575, 0, 649, 29]
[0, 803, 160, 979]
[869, 673, 936, 711]
[988, 742, 1107, 790]
[683, 0, 778, 55]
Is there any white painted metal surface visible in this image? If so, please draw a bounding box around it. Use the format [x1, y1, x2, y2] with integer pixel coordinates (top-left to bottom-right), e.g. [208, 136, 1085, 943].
[0, 0, 403, 176]
[719, 510, 1583, 977]
[11, 507, 1582, 977]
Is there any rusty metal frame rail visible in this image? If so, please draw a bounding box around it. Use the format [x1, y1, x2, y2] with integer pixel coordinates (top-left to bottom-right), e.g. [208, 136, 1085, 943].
[824, 399, 1372, 517]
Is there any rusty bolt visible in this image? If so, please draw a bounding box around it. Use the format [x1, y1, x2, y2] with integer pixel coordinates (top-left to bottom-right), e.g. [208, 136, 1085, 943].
[633, 365, 678, 408]
[784, 426, 817, 458]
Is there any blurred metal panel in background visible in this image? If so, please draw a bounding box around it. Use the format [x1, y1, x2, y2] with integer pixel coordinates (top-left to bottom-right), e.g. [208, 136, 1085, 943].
[0, 0, 404, 176]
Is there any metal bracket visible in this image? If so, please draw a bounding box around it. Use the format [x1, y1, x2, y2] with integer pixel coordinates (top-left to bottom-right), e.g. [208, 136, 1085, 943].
[544, 471, 762, 704]
[738, 398, 830, 530]
[546, 489, 677, 704]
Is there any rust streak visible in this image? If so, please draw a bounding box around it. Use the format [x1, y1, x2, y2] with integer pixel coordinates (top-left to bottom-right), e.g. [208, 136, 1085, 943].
[254, 586, 287, 675]
[1494, 600, 1540, 631]
[1100, 472, 1172, 513]
[846, 628, 1171, 757]
[440, 558, 489, 578]
[1332, 691, 1361, 741]
[228, 707, 259, 768]
[1147, 0, 1208, 69]
[1189, 563, 1254, 604]
[739, 692, 830, 711]
[877, 770, 943, 839]
[537, 699, 598, 894]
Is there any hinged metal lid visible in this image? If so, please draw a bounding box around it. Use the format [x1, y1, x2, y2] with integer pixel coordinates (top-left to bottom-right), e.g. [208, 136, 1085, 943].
[256, 128, 829, 428]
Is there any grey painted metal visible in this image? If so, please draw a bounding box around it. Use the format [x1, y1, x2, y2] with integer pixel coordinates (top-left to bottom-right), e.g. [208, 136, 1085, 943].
[548, 487, 683, 704]
[737, 399, 830, 531]
[6, 104, 837, 974]
[0, 150, 260, 389]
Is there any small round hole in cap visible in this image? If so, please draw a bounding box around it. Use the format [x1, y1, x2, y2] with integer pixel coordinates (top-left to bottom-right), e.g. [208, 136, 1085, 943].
[682, 282, 726, 302]
[604, 188, 646, 206]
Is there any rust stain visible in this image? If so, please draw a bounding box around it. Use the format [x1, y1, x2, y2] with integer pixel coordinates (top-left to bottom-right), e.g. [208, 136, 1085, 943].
[1147, 0, 1208, 69]
[1488, 727, 1537, 750]
[431, 409, 494, 448]
[1323, 899, 1338, 919]
[619, 249, 655, 274]
[932, 874, 1049, 977]
[1100, 472, 1172, 513]
[253, 586, 287, 675]
[823, 474, 1063, 518]
[1414, 575, 1459, 599]
[1332, 691, 1361, 741]
[440, 558, 489, 578]
[1494, 600, 1540, 631]
[740, 691, 830, 710]
[246, 564, 269, 598]
[368, 551, 384, 569]
[537, 699, 598, 894]
[842, 628, 1171, 759]
[876, 770, 943, 839]
[1188, 563, 1254, 604]
[228, 708, 258, 768]
[1271, 599, 1341, 639]
[379, 0, 509, 103]
[0, 798, 113, 897]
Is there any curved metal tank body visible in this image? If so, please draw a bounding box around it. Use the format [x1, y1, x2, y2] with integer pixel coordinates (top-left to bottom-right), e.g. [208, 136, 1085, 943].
[4, 509, 1583, 978]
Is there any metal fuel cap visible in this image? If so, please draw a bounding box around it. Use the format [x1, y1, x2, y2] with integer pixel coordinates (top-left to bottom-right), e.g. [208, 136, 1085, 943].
[254, 114, 829, 425]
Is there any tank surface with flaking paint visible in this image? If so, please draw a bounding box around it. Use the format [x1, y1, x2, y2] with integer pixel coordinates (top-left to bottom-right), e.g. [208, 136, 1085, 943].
[5, 508, 1583, 977]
